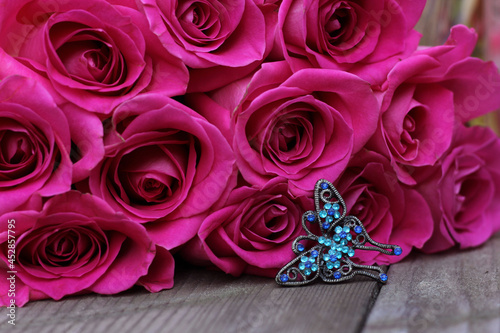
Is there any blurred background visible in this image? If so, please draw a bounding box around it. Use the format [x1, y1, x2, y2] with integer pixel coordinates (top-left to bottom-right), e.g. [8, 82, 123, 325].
[415, 0, 500, 134]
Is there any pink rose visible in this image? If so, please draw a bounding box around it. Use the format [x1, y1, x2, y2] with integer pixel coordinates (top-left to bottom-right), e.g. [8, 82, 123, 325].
[335, 150, 433, 264]
[190, 61, 379, 196]
[90, 93, 236, 249]
[0, 191, 174, 307]
[278, 0, 425, 84]
[0, 75, 72, 216]
[415, 125, 500, 253]
[137, 0, 276, 91]
[182, 178, 310, 277]
[0, 0, 188, 115]
[368, 25, 500, 184]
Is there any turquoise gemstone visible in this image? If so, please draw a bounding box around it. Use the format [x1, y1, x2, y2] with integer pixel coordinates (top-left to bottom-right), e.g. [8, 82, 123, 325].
[309, 257, 315, 263]
[336, 253, 342, 259]
[324, 203, 332, 210]
[328, 249, 336, 256]
[326, 216, 334, 223]
[343, 226, 350, 233]
[334, 211, 341, 219]
[324, 239, 332, 247]
[346, 234, 352, 241]
[333, 260, 341, 269]
[333, 271, 342, 279]
[342, 246, 349, 253]
[340, 239, 347, 246]
[379, 273, 388, 282]
[333, 235, 341, 242]
[326, 262, 334, 269]
[299, 263, 305, 270]
[280, 274, 289, 282]
[319, 210, 327, 218]
[394, 247, 402, 256]
[348, 249, 355, 257]
[304, 269, 312, 276]
[297, 243, 305, 252]
[318, 236, 326, 244]
[311, 264, 318, 272]
[301, 256, 308, 263]
[335, 226, 343, 234]
[332, 203, 340, 210]
[323, 254, 330, 261]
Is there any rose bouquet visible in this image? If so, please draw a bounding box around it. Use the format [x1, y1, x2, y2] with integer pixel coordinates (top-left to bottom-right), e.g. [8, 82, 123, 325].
[1, 0, 500, 306]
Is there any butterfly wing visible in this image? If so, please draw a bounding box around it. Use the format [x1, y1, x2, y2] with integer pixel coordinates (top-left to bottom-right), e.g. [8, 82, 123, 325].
[275, 245, 323, 286]
[313, 179, 347, 237]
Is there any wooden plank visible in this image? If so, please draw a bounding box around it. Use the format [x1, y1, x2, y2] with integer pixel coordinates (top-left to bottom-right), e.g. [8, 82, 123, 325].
[363, 232, 500, 333]
[5, 264, 385, 333]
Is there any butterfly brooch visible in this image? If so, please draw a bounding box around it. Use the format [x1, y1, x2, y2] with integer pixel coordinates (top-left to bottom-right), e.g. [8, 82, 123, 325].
[276, 179, 402, 286]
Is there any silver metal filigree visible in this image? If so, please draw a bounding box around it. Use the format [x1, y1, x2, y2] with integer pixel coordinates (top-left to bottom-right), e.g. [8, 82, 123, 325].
[276, 179, 402, 286]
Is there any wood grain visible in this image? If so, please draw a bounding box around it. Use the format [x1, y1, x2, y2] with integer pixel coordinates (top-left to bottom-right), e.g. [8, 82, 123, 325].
[363, 232, 500, 333]
[6, 264, 384, 333]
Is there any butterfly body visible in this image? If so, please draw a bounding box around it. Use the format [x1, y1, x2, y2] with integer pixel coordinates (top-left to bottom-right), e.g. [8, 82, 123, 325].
[276, 179, 401, 286]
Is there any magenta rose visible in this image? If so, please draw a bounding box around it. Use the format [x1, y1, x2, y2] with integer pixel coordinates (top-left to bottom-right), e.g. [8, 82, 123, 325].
[335, 150, 433, 264]
[90, 93, 236, 249]
[0, 75, 72, 216]
[137, 0, 276, 91]
[278, 0, 424, 84]
[415, 125, 500, 253]
[0, 0, 188, 115]
[182, 178, 311, 277]
[190, 61, 379, 196]
[0, 191, 174, 307]
[367, 25, 500, 184]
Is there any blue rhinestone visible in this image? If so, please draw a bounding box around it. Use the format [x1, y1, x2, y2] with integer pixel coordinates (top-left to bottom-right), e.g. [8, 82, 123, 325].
[324, 239, 332, 247]
[336, 253, 342, 259]
[319, 210, 327, 218]
[326, 262, 334, 269]
[327, 208, 335, 216]
[333, 271, 342, 279]
[307, 214, 316, 222]
[332, 203, 340, 210]
[354, 226, 363, 234]
[301, 256, 308, 263]
[322, 223, 330, 230]
[298, 263, 305, 270]
[328, 249, 336, 256]
[394, 247, 402, 256]
[311, 264, 318, 272]
[297, 243, 305, 252]
[342, 246, 349, 253]
[304, 269, 312, 276]
[321, 182, 329, 190]
[379, 273, 388, 282]
[326, 216, 334, 223]
[346, 233, 352, 241]
[311, 250, 319, 258]
[334, 211, 341, 219]
[348, 249, 355, 257]
[343, 226, 350, 233]
[305, 262, 312, 269]
[309, 257, 315, 263]
[323, 254, 330, 261]
[335, 226, 343, 234]
[280, 274, 289, 282]
[333, 235, 341, 242]
[318, 236, 325, 244]
[324, 203, 332, 210]
[340, 239, 347, 246]
[333, 260, 341, 269]
[340, 231, 347, 238]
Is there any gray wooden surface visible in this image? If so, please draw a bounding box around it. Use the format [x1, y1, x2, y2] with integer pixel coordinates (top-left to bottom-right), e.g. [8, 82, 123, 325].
[3, 233, 499, 333]
[364, 232, 500, 333]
